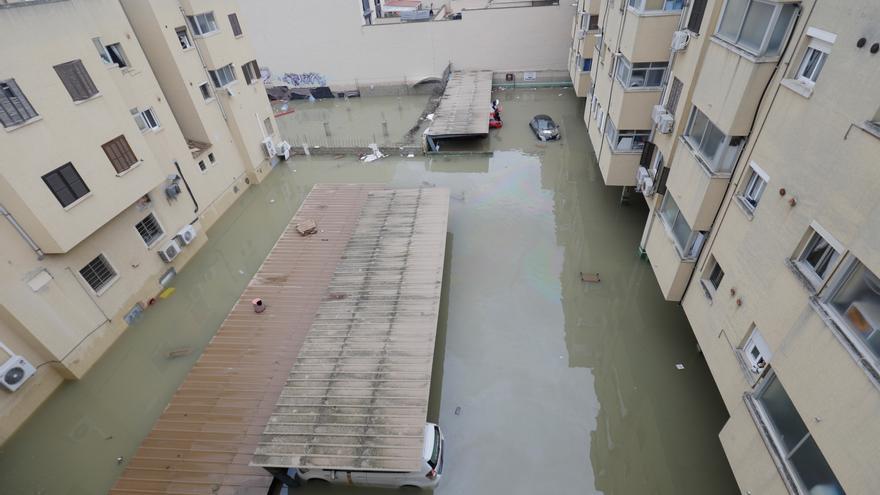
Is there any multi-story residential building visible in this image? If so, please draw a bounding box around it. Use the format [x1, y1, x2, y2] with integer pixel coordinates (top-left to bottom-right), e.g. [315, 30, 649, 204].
[569, 0, 602, 97]
[0, 0, 279, 442]
[576, 0, 880, 493]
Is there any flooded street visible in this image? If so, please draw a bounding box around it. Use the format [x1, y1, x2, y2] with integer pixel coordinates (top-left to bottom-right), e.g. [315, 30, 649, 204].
[0, 89, 736, 494]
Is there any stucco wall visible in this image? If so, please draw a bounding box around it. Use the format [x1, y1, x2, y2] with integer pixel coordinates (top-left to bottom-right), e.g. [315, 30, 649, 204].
[238, 0, 576, 88]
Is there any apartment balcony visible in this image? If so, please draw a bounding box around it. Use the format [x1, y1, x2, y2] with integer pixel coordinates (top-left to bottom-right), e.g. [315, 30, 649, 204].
[619, 1, 682, 63]
[597, 145, 642, 186]
[570, 54, 594, 98]
[644, 212, 696, 301]
[691, 39, 776, 136]
[608, 80, 661, 130]
[664, 138, 731, 231]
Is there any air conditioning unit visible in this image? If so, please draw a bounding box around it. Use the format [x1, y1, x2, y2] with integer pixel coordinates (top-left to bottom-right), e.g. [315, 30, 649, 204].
[176, 225, 197, 245]
[671, 30, 690, 51]
[158, 238, 182, 263]
[576, 29, 586, 40]
[635, 167, 655, 195]
[276, 140, 291, 160]
[165, 182, 181, 200]
[0, 355, 36, 392]
[657, 113, 674, 134]
[262, 137, 277, 158]
[651, 105, 667, 124]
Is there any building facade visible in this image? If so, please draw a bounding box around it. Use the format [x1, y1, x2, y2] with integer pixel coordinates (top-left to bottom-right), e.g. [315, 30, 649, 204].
[574, 0, 880, 493]
[0, 0, 280, 442]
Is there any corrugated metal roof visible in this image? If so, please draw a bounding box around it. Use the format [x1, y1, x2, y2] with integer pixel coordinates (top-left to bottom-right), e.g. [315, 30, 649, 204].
[426, 70, 493, 137]
[251, 188, 449, 472]
[112, 184, 430, 495]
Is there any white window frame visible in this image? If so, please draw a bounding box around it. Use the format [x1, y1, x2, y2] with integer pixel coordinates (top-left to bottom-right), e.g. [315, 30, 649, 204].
[93, 37, 113, 65]
[794, 223, 844, 290]
[605, 118, 650, 153]
[741, 326, 771, 376]
[614, 56, 667, 89]
[795, 31, 834, 87]
[131, 107, 160, 132]
[715, 0, 799, 58]
[134, 212, 165, 248]
[79, 253, 119, 295]
[208, 64, 236, 89]
[820, 257, 880, 373]
[187, 12, 218, 37]
[738, 161, 768, 213]
[198, 81, 213, 101]
[683, 106, 745, 175]
[628, 0, 683, 13]
[658, 195, 705, 260]
[175, 26, 193, 50]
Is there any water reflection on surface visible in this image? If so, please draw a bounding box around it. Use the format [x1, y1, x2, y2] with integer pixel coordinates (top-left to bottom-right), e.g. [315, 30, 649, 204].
[0, 89, 736, 495]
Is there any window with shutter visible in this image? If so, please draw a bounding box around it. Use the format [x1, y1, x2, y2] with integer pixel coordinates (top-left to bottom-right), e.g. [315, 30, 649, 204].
[686, 0, 707, 33]
[54, 60, 98, 102]
[665, 77, 683, 115]
[0, 79, 38, 128]
[42, 163, 90, 207]
[639, 141, 656, 168]
[102, 135, 138, 173]
[228, 13, 243, 36]
[655, 166, 670, 195]
[79, 254, 117, 292]
[242, 60, 260, 85]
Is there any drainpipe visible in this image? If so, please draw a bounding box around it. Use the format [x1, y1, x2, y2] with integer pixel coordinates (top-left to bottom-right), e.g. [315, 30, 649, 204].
[173, 161, 200, 220]
[179, 2, 228, 122]
[0, 203, 45, 260]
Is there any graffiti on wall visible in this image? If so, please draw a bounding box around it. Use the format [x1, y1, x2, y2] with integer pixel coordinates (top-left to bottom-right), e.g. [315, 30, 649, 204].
[280, 72, 328, 87]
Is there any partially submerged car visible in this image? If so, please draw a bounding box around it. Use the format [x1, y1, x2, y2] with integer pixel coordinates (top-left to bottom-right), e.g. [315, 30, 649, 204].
[529, 114, 560, 141]
[294, 422, 445, 490]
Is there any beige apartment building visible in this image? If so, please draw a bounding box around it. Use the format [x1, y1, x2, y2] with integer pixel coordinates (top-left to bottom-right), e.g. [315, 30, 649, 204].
[577, 0, 880, 493]
[0, 0, 281, 442]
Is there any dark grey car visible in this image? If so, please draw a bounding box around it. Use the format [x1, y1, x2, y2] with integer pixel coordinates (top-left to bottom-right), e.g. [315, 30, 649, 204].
[529, 114, 560, 141]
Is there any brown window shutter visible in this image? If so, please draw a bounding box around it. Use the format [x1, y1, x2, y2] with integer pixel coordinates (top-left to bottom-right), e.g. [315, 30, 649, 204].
[687, 0, 707, 34]
[665, 77, 683, 116]
[54, 60, 98, 101]
[639, 141, 655, 168]
[103, 135, 137, 173]
[229, 13, 242, 36]
[0, 79, 38, 127]
[655, 166, 670, 195]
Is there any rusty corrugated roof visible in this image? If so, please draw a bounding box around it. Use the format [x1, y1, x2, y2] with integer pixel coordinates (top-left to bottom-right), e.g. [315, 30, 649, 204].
[112, 184, 449, 494]
[251, 188, 449, 472]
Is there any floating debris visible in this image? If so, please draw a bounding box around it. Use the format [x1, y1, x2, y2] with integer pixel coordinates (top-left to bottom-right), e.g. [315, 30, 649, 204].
[159, 287, 176, 299]
[167, 348, 193, 359]
[454, 406, 462, 416]
[361, 143, 386, 163]
[675, 363, 685, 370]
[580, 272, 601, 283]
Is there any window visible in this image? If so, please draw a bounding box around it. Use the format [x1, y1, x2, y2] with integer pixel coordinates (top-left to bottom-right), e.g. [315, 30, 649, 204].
[198, 160, 207, 172]
[242, 60, 260, 85]
[208, 152, 216, 163]
[664, 77, 683, 115]
[658, 195, 705, 259]
[228, 13, 243, 37]
[615, 56, 667, 89]
[187, 12, 218, 36]
[42, 163, 90, 207]
[716, 0, 798, 58]
[686, 0, 707, 33]
[130, 107, 160, 132]
[738, 161, 768, 212]
[93, 39, 129, 68]
[628, 0, 682, 11]
[135, 213, 164, 247]
[684, 106, 745, 174]
[605, 119, 650, 152]
[0, 79, 38, 128]
[263, 116, 274, 137]
[198, 81, 212, 100]
[795, 226, 842, 287]
[208, 64, 236, 88]
[80, 254, 118, 293]
[102, 135, 138, 173]
[579, 12, 600, 31]
[93, 38, 112, 64]
[741, 326, 771, 375]
[795, 33, 833, 87]
[825, 259, 880, 364]
[175, 26, 193, 50]
[54, 60, 99, 102]
[754, 374, 844, 494]
[703, 257, 724, 293]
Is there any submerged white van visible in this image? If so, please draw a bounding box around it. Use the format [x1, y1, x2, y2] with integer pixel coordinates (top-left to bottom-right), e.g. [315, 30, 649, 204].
[294, 423, 445, 490]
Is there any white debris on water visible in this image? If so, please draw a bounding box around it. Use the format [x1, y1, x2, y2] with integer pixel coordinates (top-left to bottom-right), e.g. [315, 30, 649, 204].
[361, 143, 387, 163]
[675, 363, 685, 370]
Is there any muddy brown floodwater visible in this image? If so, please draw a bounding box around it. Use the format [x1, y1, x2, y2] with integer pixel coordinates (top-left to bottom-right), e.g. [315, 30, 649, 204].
[0, 88, 737, 495]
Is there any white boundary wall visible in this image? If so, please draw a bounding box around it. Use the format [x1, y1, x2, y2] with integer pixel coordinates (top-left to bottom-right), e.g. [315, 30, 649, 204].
[239, 0, 576, 89]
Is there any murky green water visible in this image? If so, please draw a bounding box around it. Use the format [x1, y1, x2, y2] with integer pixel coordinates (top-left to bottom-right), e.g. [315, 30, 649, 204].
[0, 89, 736, 494]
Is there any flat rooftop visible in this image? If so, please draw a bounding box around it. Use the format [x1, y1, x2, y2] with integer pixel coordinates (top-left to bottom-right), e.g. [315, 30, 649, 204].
[426, 70, 493, 138]
[111, 184, 448, 494]
[252, 188, 450, 472]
